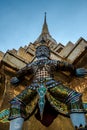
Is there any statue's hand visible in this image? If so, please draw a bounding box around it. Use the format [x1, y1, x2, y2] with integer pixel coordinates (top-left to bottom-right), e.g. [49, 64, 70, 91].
[10, 77, 20, 85]
[76, 68, 87, 77]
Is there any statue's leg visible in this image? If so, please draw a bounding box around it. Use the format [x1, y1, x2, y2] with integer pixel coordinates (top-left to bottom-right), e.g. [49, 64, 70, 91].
[48, 83, 87, 129]
[9, 87, 37, 130]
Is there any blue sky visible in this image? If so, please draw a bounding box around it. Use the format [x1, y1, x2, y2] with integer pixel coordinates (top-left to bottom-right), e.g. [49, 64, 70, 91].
[0, 0, 87, 52]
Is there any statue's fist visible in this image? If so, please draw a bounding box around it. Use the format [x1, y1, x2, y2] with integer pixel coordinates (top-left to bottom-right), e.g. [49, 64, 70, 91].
[76, 68, 87, 77]
[10, 77, 20, 85]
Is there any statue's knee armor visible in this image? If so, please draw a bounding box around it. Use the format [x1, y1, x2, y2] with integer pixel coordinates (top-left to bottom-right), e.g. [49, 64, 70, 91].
[8, 98, 27, 120]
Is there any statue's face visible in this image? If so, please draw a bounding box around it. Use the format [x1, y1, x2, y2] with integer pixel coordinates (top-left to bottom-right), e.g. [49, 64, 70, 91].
[36, 45, 50, 58]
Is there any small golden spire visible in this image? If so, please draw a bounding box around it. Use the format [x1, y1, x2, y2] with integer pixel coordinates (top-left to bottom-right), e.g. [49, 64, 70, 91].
[41, 12, 49, 35]
[44, 12, 46, 24]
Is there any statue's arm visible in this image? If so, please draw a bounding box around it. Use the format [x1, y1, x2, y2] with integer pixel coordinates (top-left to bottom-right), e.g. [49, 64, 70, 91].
[10, 63, 33, 85]
[56, 60, 76, 74]
[52, 60, 87, 77]
[16, 63, 33, 78]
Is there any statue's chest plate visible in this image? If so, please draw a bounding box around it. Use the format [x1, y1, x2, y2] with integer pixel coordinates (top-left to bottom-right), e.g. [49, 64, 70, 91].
[32, 59, 50, 72]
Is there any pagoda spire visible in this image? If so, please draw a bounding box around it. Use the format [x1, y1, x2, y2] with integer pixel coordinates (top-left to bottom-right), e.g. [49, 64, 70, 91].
[41, 12, 50, 35]
[35, 13, 57, 44]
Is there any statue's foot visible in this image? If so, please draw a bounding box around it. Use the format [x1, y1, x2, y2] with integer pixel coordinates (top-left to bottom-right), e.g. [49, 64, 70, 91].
[75, 125, 87, 130]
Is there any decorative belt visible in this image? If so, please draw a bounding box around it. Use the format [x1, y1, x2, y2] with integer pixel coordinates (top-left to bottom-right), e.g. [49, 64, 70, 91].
[27, 77, 61, 120]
